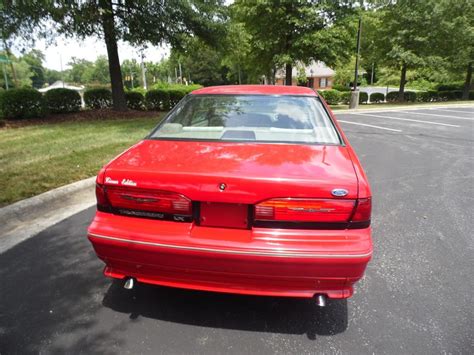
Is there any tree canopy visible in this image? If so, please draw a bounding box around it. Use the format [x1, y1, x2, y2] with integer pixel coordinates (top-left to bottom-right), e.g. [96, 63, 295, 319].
[1, 0, 226, 110]
[1, 1, 472, 100]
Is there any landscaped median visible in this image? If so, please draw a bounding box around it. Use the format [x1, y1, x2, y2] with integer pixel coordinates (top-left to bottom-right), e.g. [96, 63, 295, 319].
[0, 113, 163, 207]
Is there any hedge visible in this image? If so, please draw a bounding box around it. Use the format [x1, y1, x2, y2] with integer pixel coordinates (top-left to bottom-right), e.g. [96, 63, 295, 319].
[168, 88, 187, 107]
[44, 88, 81, 114]
[359, 91, 368, 104]
[84, 88, 112, 109]
[436, 83, 463, 91]
[317, 90, 340, 105]
[125, 91, 145, 110]
[340, 91, 351, 105]
[370, 92, 385, 103]
[0, 88, 45, 119]
[438, 90, 457, 101]
[386, 91, 416, 102]
[145, 89, 170, 110]
[469, 91, 474, 100]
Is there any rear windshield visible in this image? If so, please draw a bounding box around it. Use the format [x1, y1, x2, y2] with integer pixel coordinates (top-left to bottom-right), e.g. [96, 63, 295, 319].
[149, 94, 341, 144]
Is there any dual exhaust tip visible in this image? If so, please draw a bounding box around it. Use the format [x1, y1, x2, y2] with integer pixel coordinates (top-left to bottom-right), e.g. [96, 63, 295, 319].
[123, 277, 327, 307]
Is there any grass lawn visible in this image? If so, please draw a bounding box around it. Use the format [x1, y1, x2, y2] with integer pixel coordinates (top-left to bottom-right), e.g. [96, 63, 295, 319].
[0, 115, 163, 207]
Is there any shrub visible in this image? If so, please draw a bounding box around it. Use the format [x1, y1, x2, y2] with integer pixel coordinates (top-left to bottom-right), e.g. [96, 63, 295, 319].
[416, 91, 431, 102]
[317, 89, 341, 105]
[125, 91, 144, 110]
[469, 91, 474, 100]
[427, 91, 440, 102]
[145, 89, 170, 110]
[332, 84, 351, 92]
[84, 88, 112, 109]
[386, 91, 400, 102]
[452, 90, 463, 100]
[359, 91, 368, 104]
[438, 90, 456, 101]
[168, 88, 187, 107]
[403, 91, 417, 102]
[436, 83, 463, 91]
[340, 91, 351, 105]
[44, 88, 81, 114]
[0, 88, 45, 119]
[370, 92, 385, 103]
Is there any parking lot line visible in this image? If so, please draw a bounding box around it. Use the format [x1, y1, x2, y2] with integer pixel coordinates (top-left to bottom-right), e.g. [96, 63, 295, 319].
[337, 120, 402, 132]
[430, 108, 474, 114]
[349, 113, 461, 127]
[400, 111, 473, 120]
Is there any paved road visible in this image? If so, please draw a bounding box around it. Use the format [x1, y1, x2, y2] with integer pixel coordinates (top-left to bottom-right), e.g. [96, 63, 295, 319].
[1, 106, 473, 354]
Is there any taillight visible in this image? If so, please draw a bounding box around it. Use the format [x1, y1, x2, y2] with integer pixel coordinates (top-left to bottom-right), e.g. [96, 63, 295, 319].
[351, 198, 371, 222]
[96, 184, 192, 220]
[96, 184, 110, 211]
[254, 197, 371, 228]
[106, 186, 191, 214]
[255, 198, 355, 223]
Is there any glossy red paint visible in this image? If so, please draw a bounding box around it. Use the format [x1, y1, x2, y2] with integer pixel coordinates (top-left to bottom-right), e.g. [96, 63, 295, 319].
[87, 85, 372, 300]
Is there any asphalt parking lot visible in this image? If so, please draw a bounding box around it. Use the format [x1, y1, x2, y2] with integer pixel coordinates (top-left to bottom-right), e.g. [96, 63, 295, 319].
[1, 105, 473, 354]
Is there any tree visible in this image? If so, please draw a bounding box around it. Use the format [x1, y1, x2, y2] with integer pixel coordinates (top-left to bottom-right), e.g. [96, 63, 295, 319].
[66, 57, 94, 84]
[433, 0, 473, 99]
[44, 69, 62, 85]
[21, 49, 45, 88]
[233, 0, 355, 85]
[83, 56, 110, 85]
[0, 51, 34, 88]
[373, 1, 440, 100]
[121, 59, 141, 89]
[169, 37, 230, 86]
[1, 1, 225, 110]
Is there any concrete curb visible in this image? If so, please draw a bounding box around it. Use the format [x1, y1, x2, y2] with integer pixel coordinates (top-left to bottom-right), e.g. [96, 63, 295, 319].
[0, 177, 96, 253]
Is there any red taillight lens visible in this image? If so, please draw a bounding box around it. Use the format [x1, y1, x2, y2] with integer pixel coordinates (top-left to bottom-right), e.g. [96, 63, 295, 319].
[105, 186, 192, 215]
[351, 198, 371, 222]
[96, 184, 110, 210]
[255, 198, 356, 223]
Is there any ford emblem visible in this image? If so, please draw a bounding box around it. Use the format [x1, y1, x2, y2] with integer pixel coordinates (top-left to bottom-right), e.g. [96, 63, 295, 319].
[331, 188, 348, 197]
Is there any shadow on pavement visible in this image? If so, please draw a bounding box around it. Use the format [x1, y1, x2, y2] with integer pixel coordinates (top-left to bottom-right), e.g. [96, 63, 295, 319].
[0, 207, 347, 354]
[102, 280, 348, 340]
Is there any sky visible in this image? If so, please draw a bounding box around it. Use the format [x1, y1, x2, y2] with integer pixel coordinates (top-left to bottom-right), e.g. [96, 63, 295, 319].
[12, 36, 170, 71]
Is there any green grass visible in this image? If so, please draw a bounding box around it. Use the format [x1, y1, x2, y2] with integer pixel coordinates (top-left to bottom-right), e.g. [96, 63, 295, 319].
[0, 116, 163, 206]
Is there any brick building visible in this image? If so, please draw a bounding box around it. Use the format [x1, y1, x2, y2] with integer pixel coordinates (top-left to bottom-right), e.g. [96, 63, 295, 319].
[275, 61, 335, 90]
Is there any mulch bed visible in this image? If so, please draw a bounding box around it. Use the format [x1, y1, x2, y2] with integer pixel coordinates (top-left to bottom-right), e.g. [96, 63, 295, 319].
[0, 109, 163, 129]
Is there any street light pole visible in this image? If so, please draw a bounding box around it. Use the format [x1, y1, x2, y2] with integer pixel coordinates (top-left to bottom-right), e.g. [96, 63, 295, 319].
[349, 16, 362, 109]
[140, 51, 147, 90]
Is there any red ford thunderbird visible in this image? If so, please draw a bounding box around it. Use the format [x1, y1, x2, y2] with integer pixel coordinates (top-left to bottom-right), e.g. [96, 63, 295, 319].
[87, 85, 372, 305]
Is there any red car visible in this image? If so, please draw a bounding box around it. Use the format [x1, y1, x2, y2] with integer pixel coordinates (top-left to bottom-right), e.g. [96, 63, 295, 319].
[88, 85, 372, 306]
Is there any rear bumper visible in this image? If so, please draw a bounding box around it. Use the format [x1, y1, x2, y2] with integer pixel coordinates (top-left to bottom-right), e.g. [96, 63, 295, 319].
[88, 212, 372, 299]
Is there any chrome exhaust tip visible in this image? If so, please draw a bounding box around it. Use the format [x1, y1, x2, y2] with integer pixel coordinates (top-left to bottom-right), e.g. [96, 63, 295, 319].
[124, 277, 135, 290]
[315, 294, 327, 307]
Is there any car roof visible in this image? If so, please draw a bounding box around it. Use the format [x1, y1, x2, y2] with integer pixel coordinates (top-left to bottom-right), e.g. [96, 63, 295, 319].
[191, 85, 318, 96]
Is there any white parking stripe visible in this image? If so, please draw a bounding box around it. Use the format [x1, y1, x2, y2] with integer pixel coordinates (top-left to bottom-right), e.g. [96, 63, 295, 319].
[338, 120, 402, 132]
[400, 111, 473, 121]
[349, 113, 460, 127]
[430, 108, 474, 114]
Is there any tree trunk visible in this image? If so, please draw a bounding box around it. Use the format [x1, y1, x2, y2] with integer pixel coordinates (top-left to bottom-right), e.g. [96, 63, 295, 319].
[462, 62, 472, 100]
[398, 63, 407, 101]
[285, 63, 292, 86]
[100, 0, 127, 111]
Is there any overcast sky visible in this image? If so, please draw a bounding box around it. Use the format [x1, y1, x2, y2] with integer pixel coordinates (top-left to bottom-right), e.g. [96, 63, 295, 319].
[13, 36, 170, 71]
